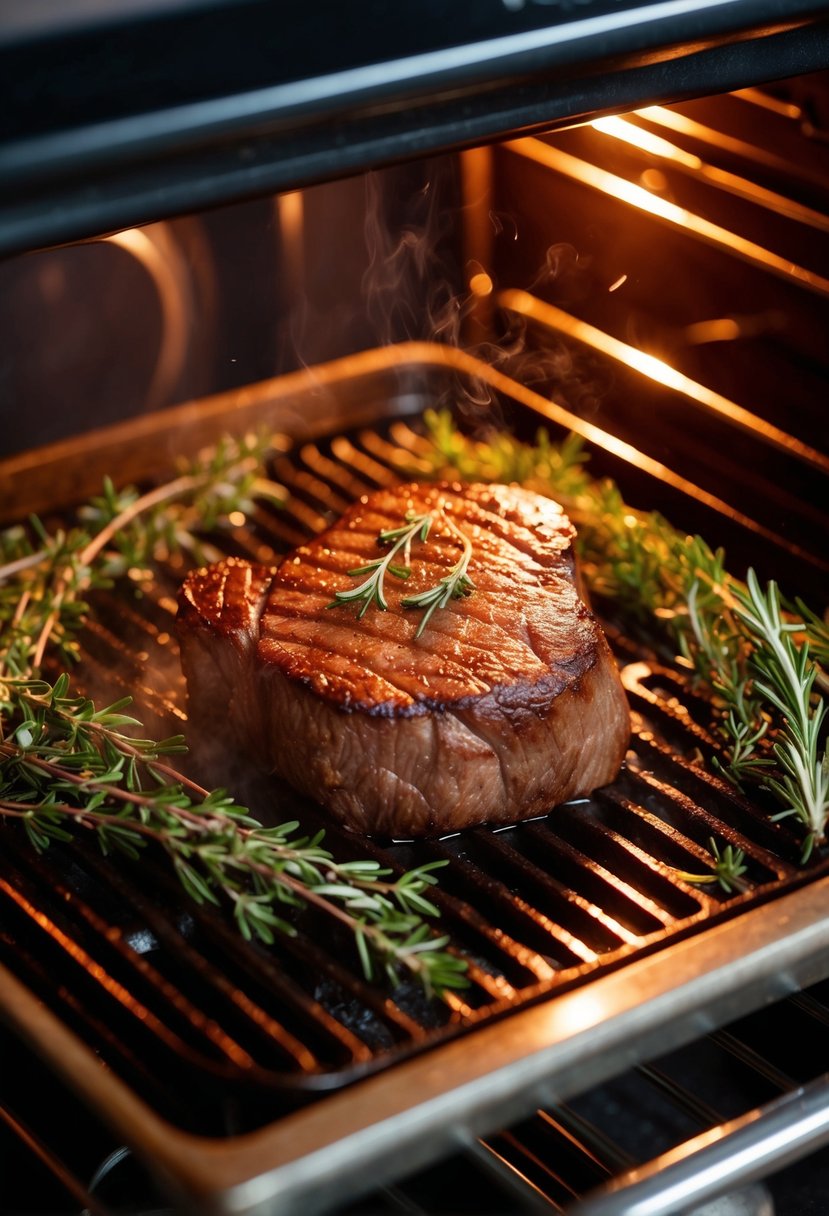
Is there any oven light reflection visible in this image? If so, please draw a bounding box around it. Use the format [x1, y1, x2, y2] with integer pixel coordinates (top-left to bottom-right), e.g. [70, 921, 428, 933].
[497, 288, 829, 478]
[507, 137, 829, 293]
[103, 227, 191, 410]
[469, 271, 494, 297]
[732, 88, 802, 119]
[593, 114, 702, 169]
[593, 113, 829, 233]
[554, 990, 612, 1035]
[682, 317, 742, 344]
[639, 168, 668, 193]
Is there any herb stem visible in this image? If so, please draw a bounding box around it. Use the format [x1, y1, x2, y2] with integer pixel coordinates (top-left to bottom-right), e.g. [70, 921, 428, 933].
[1, 439, 467, 997]
[331, 503, 477, 637]
[0, 672, 467, 995]
[420, 410, 829, 853]
[0, 793, 436, 982]
[0, 552, 47, 582]
[78, 475, 198, 569]
[401, 510, 475, 638]
[32, 603, 61, 673]
[329, 511, 432, 618]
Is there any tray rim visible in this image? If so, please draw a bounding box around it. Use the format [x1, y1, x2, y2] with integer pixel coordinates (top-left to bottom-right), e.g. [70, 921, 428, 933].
[3, 340, 828, 1211]
[1, 874, 828, 1214]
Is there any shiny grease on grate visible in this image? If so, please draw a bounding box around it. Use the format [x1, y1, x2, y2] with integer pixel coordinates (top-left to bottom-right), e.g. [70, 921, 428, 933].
[2, 414, 823, 1134]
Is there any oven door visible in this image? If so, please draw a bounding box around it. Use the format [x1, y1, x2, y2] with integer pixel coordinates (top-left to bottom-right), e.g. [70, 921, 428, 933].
[3, 0, 829, 254]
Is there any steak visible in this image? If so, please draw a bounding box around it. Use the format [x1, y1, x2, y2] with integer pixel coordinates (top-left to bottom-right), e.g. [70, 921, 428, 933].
[177, 482, 630, 836]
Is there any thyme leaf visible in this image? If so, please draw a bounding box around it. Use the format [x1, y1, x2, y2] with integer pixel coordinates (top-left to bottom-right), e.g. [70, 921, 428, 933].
[0, 432, 286, 678]
[0, 436, 468, 998]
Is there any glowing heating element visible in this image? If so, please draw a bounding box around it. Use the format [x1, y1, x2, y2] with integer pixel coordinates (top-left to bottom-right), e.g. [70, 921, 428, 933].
[591, 114, 829, 233]
[497, 289, 829, 477]
[506, 136, 829, 297]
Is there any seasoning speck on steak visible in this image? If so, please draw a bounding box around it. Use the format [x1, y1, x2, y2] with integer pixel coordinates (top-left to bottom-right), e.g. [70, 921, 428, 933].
[177, 482, 630, 836]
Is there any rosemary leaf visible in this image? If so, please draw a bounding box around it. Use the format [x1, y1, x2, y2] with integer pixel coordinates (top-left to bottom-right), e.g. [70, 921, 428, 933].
[328, 511, 433, 619]
[420, 410, 829, 854]
[330, 503, 476, 637]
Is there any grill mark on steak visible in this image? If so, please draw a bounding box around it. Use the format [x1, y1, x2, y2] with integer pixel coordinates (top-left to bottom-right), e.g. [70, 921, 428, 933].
[261, 630, 497, 708]
[178, 482, 630, 837]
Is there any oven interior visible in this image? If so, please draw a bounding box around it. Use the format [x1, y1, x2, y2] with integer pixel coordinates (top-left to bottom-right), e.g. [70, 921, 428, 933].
[1, 61, 829, 1216]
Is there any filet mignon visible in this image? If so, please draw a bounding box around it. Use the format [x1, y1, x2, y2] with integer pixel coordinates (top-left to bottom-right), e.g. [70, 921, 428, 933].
[177, 482, 630, 836]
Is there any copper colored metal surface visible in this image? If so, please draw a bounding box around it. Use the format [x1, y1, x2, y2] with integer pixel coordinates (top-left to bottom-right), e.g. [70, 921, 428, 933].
[0, 349, 827, 1213]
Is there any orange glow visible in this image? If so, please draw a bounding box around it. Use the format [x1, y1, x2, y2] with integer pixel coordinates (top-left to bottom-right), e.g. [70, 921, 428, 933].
[497, 288, 829, 478]
[628, 107, 829, 232]
[732, 88, 802, 118]
[469, 271, 494, 297]
[639, 168, 668, 192]
[682, 318, 742, 344]
[315, 342, 827, 569]
[275, 191, 305, 292]
[592, 115, 702, 169]
[0, 876, 253, 1069]
[104, 228, 190, 409]
[506, 137, 829, 290]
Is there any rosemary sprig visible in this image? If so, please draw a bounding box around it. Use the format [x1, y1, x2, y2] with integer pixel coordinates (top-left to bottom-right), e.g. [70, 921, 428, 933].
[732, 572, 829, 860]
[329, 505, 476, 637]
[791, 596, 829, 671]
[674, 837, 748, 894]
[329, 512, 431, 618]
[420, 411, 828, 854]
[401, 512, 475, 638]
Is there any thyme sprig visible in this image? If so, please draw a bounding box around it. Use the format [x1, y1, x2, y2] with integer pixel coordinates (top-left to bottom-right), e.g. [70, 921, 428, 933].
[420, 410, 829, 855]
[0, 677, 465, 995]
[330, 506, 476, 637]
[0, 433, 285, 678]
[0, 437, 468, 998]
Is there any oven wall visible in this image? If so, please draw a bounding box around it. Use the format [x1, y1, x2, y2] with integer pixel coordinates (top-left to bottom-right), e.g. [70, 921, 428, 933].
[0, 159, 464, 460]
[2, 71, 827, 604]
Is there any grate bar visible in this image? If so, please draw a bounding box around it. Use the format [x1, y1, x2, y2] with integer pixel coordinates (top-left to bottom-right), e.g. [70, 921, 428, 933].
[2, 394, 828, 1141]
[710, 1030, 797, 1094]
[74, 845, 363, 1070]
[566, 1069, 829, 1216]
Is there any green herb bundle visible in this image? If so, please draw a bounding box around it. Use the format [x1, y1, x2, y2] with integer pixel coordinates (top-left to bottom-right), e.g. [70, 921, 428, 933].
[420, 409, 829, 860]
[0, 434, 467, 998]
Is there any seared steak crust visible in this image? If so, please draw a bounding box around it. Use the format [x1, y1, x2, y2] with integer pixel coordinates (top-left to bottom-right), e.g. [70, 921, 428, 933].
[178, 482, 629, 836]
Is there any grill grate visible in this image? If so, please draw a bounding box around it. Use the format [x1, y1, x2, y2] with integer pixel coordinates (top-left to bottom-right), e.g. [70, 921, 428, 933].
[2, 407, 826, 1139]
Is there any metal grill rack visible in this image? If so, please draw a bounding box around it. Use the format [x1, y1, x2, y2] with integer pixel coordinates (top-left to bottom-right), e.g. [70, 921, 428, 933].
[4, 981, 829, 1213]
[1, 354, 828, 1213]
[330, 979, 829, 1215]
